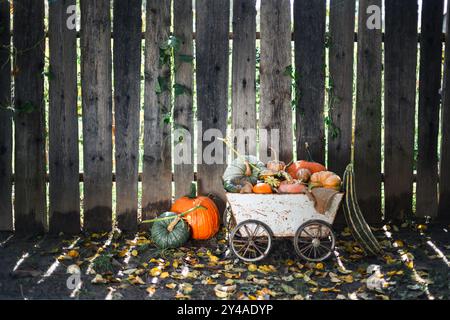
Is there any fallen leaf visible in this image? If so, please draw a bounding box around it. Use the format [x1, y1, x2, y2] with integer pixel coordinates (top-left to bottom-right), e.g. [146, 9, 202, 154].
[315, 262, 324, 270]
[91, 274, 108, 284]
[214, 284, 236, 298]
[160, 272, 169, 279]
[146, 286, 157, 296]
[180, 283, 193, 294]
[150, 267, 161, 277]
[166, 283, 177, 289]
[131, 250, 138, 257]
[248, 264, 258, 272]
[281, 284, 298, 295]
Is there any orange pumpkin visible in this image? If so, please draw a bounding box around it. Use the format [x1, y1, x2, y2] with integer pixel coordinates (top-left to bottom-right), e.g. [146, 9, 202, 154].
[287, 160, 326, 177]
[252, 182, 273, 194]
[171, 184, 220, 240]
[310, 171, 341, 190]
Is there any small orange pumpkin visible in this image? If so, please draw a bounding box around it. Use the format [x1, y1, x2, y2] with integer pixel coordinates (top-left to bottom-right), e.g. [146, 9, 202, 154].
[252, 182, 273, 194]
[310, 171, 341, 190]
[171, 183, 220, 240]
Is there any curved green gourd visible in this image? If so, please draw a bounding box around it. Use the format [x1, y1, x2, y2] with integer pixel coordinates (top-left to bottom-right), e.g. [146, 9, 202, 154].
[222, 155, 266, 192]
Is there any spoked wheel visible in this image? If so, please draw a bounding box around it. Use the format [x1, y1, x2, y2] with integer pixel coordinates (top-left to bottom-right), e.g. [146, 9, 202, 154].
[294, 220, 335, 262]
[229, 220, 273, 262]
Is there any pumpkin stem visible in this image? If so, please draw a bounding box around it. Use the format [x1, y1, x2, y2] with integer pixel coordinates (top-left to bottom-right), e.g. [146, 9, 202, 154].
[305, 142, 314, 162]
[188, 182, 197, 199]
[244, 161, 252, 177]
[167, 216, 181, 232]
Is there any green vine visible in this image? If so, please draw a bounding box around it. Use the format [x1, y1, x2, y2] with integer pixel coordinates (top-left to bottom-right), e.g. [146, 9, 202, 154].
[325, 77, 341, 140]
[156, 35, 194, 126]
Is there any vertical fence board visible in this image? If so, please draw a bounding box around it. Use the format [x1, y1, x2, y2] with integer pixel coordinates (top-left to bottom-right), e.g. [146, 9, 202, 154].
[384, 1, 418, 222]
[354, 0, 382, 225]
[328, 0, 355, 176]
[260, 0, 292, 163]
[232, 0, 257, 157]
[173, 0, 194, 199]
[294, 0, 326, 163]
[328, 0, 355, 227]
[114, 0, 142, 231]
[142, 0, 172, 220]
[0, 1, 12, 231]
[196, 0, 229, 215]
[416, 0, 444, 219]
[48, 0, 80, 234]
[439, 0, 450, 222]
[13, 0, 47, 233]
[80, 0, 112, 232]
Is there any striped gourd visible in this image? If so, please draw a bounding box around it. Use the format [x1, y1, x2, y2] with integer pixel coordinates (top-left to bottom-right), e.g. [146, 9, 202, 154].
[342, 164, 383, 256]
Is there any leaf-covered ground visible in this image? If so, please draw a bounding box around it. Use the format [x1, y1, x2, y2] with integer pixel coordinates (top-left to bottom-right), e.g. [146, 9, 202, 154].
[0, 222, 449, 300]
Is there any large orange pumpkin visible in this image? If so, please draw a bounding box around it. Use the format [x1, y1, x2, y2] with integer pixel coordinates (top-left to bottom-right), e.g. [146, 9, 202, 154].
[287, 160, 326, 177]
[171, 184, 220, 240]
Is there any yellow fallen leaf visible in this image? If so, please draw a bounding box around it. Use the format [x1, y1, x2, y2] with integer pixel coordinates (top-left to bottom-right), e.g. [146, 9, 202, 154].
[150, 267, 161, 277]
[175, 293, 190, 300]
[248, 264, 258, 272]
[146, 286, 156, 296]
[320, 287, 340, 293]
[166, 283, 177, 289]
[417, 224, 427, 231]
[224, 272, 241, 279]
[173, 260, 179, 269]
[68, 250, 79, 258]
[130, 276, 145, 285]
[258, 265, 277, 273]
[160, 272, 169, 279]
[209, 255, 219, 263]
[341, 275, 354, 283]
[387, 270, 404, 277]
[201, 277, 217, 285]
[315, 262, 324, 270]
[405, 260, 414, 269]
[285, 259, 295, 266]
[131, 250, 138, 257]
[393, 240, 404, 248]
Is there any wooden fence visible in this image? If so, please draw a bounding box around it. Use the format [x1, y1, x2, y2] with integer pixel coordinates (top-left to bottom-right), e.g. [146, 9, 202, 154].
[0, 0, 449, 234]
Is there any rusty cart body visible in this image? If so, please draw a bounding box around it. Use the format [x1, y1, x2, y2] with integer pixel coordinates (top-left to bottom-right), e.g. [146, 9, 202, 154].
[225, 192, 344, 262]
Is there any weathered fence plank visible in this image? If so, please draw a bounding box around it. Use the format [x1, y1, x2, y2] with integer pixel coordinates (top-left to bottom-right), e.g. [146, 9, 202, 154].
[232, 0, 257, 157]
[142, 0, 172, 220]
[173, 0, 194, 199]
[0, 1, 12, 231]
[196, 0, 229, 215]
[439, 0, 450, 222]
[260, 0, 292, 163]
[294, 0, 326, 163]
[384, 0, 418, 222]
[328, 0, 355, 227]
[114, 0, 142, 231]
[416, 0, 444, 219]
[328, 0, 355, 177]
[48, 0, 80, 234]
[80, 0, 112, 231]
[13, 0, 47, 233]
[354, 0, 382, 225]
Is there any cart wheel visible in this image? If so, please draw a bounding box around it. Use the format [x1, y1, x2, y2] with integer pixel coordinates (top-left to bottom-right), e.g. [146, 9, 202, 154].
[294, 220, 335, 262]
[229, 220, 273, 262]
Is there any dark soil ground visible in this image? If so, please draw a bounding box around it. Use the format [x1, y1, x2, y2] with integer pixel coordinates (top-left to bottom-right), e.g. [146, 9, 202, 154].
[0, 222, 449, 300]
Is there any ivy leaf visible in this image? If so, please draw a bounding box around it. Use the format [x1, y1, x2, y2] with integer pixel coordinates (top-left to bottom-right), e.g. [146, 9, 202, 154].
[156, 76, 169, 95]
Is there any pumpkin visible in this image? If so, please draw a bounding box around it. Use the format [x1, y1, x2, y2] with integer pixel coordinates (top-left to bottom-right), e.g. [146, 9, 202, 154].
[171, 183, 220, 240]
[223, 155, 266, 192]
[296, 168, 311, 182]
[310, 171, 341, 190]
[278, 180, 307, 194]
[287, 160, 326, 177]
[266, 147, 285, 172]
[151, 212, 190, 249]
[252, 182, 272, 194]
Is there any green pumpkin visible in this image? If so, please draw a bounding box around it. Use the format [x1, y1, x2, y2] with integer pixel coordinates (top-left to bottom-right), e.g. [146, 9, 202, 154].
[222, 156, 266, 192]
[151, 212, 190, 249]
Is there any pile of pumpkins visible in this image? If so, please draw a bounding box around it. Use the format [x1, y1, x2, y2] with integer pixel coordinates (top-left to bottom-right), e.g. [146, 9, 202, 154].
[222, 154, 342, 194]
[150, 184, 220, 250]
